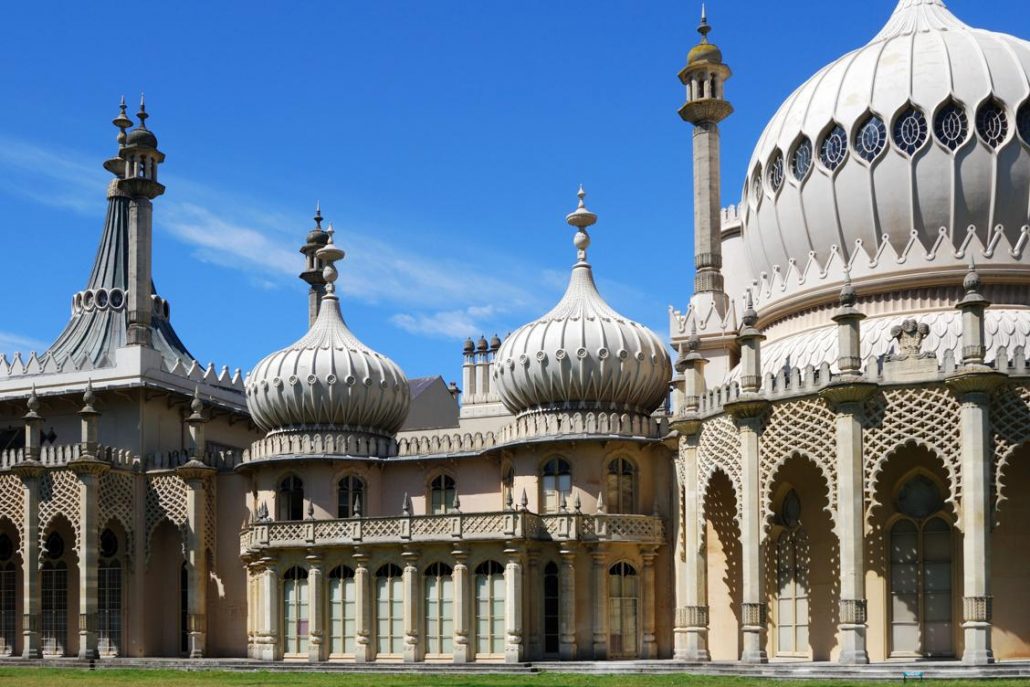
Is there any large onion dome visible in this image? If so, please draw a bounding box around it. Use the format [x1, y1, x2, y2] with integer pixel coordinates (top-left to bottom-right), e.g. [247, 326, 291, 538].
[742, 0, 1030, 311]
[246, 227, 410, 441]
[493, 188, 672, 419]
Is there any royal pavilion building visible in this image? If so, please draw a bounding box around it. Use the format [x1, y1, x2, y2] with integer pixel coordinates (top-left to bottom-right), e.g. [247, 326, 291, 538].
[0, 0, 1027, 670]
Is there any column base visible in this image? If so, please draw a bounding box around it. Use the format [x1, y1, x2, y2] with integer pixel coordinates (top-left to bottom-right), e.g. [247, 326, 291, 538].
[252, 639, 278, 661]
[353, 640, 371, 663]
[78, 630, 99, 660]
[559, 641, 577, 660]
[741, 628, 767, 664]
[837, 623, 869, 664]
[674, 627, 711, 662]
[962, 622, 995, 665]
[504, 643, 524, 663]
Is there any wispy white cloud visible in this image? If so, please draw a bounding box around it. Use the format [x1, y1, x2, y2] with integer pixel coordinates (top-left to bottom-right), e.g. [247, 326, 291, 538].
[390, 305, 502, 340]
[0, 331, 47, 357]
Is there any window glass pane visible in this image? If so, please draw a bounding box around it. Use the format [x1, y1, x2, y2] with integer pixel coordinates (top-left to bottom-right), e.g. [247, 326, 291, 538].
[924, 562, 952, 592]
[892, 622, 920, 653]
[892, 594, 919, 622]
[924, 592, 952, 622]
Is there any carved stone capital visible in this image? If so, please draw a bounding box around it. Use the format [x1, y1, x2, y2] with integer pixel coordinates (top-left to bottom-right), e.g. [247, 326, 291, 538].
[725, 395, 770, 421]
[741, 602, 767, 627]
[963, 596, 993, 623]
[177, 459, 217, 483]
[839, 599, 867, 624]
[820, 381, 878, 409]
[11, 459, 44, 481]
[945, 370, 1006, 399]
[677, 605, 709, 628]
[669, 413, 703, 436]
[68, 456, 111, 478]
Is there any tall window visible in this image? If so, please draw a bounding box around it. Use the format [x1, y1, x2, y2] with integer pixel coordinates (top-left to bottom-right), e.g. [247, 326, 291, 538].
[283, 567, 310, 655]
[775, 491, 809, 657]
[541, 458, 571, 514]
[376, 564, 404, 656]
[0, 534, 15, 655]
[430, 475, 456, 515]
[337, 475, 365, 518]
[543, 562, 560, 656]
[890, 476, 953, 657]
[278, 476, 304, 521]
[328, 566, 356, 655]
[606, 458, 636, 514]
[41, 532, 67, 656]
[97, 529, 122, 656]
[424, 562, 454, 656]
[475, 561, 505, 656]
[608, 562, 639, 658]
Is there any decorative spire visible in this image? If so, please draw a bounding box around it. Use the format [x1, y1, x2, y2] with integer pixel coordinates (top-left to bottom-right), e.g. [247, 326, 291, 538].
[113, 97, 132, 146]
[314, 202, 323, 230]
[315, 223, 345, 297]
[741, 289, 758, 329]
[565, 185, 598, 263]
[596, 489, 607, 514]
[82, 379, 97, 415]
[698, 3, 711, 42]
[137, 93, 148, 129]
[963, 255, 982, 296]
[519, 488, 528, 511]
[26, 384, 41, 420]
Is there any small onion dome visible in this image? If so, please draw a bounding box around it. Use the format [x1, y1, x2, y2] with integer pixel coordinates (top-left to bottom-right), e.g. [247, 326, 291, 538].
[476, 335, 489, 353]
[463, 337, 475, 355]
[125, 96, 158, 148]
[490, 333, 502, 351]
[246, 226, 410, 438]
[687, 6, 722, 65]
[493, 188, 672, 417]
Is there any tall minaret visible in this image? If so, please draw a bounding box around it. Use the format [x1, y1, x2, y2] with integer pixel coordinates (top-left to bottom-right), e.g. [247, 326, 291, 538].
[678, 5, 732, 315]
[299, 204, 330, 326]
[114, 96, 166, 347]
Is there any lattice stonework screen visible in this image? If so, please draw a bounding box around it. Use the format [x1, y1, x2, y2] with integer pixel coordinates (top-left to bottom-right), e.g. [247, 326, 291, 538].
[760, 398, 837, 538]
[144, 475, 188, 562]
[99, 471, 136, 565]
[992, 384, 1030, 514]
[0, 476, 24, 546]
[39, 471, 81, 555]
[863, 387, 962, 517]
[697, 414, 742, 525]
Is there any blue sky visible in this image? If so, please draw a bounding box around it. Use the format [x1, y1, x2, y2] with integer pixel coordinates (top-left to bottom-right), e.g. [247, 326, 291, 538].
[0, 0, 1026, 381]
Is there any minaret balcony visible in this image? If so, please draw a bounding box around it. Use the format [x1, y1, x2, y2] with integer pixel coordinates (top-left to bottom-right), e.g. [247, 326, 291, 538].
[239, 511, 665, 556]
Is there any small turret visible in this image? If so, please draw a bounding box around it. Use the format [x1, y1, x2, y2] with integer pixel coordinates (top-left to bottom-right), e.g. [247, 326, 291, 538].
[299, 203, 330, 326]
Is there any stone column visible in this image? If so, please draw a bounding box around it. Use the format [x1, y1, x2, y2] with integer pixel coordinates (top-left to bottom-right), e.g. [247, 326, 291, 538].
[640, 546, 658, 659]
[451, 547, 471, 664]
[591, 546, 608, 660]
[353, 550, 372, 662]
[307, 553, 324, 662]
[13, 460, 42, 659]
[525, 549, 540, 660]
[177, 461, 215, 658]
[503, 544, 524, 663]
[254, 556, 279, 660]
[69, 459, 107, 659]
[558, 544, 577, 660]
[126, 197, 154, 347]
[402, 548, 420, 663]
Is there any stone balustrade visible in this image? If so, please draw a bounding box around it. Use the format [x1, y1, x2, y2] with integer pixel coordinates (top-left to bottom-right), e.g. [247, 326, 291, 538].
[240, 511, 664, 555]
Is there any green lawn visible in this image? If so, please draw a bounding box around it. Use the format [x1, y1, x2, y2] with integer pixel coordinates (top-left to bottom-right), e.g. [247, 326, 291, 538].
[0, 669, 1022, 687]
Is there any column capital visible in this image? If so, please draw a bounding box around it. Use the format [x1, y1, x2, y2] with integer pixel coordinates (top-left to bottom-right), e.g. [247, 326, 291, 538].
[820, 381, 878, 409]
[839, 598, 867, 625]
[964, 595, 993, 623]
[11, 460, 44, 481]
[68, 456, 111, 479]
[945, 370, 1006, 399]
[725, 395, 770, 422]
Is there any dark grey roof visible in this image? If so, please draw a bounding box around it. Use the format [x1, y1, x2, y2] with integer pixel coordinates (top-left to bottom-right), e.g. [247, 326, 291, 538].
[45, 194, 194, 369]
[407, 376, 443, 400]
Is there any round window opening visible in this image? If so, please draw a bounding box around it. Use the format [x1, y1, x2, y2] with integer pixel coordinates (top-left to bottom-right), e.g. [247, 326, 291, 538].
[100, 528, 118, 558]
[790, 137, 813, 180]
[781, 489, 802, 528]
[768, 152, 785, 192]
[44, 532, 64, 560]
[976, 101, 1008, 149]
[854, 115, 887, 161]
[819, 124, 848, 171]
[897, 475, 943, 520]
[893, 107, 928, 155]
[934, 103, 968, 151]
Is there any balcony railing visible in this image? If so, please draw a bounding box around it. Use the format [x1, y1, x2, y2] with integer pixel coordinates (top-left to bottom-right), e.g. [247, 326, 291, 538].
[240, 511, 664, 555]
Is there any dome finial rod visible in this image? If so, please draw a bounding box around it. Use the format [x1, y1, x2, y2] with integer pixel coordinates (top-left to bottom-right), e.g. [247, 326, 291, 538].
[313, 201, 323, 230]
[698, 2, 711, 42]
[137, 93, 148, 129]
[315, 221, 346, 297]
[566, 185, 598, 264]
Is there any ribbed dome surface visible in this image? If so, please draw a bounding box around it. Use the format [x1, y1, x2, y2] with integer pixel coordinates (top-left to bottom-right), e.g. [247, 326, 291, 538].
[742, 0, 1030, 298]
[246, 294, 410, 437]
[493, 260, 672, 417]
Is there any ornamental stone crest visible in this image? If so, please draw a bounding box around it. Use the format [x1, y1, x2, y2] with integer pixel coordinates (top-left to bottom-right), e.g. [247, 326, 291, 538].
[887, 319, 932, 361]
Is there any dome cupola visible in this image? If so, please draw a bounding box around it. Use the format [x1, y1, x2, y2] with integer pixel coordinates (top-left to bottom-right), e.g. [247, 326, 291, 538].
[493, 188, 672, 424]
[246, 224, 410, 455]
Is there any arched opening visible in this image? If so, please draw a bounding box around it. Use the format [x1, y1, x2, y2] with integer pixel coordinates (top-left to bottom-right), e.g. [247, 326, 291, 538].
[424, 562, 453, 658]
[774, 491, 809, 658]
[278, 476, 304, 521]
[375, 563, 403, 657]
[474, 560, 505, 657]
[541, 458, 571, 514]
[97, 528, 123, 656]
[282, 566, 309, 656]
[543, 561, 560, 657]
[0, 530, 18, 655]
[328, 565, 356, 657]
[41, 531, 69, 656]
[608, 562, 639, 659]
[703, 470, 741, 661]
[337, 475, 365, 519]
[429, 475, 456, 515]
[992, 442, 1030, 658]
[888, 475, 954, 658]
[606, 457, 636, 514]
[144, 519, 185, 657]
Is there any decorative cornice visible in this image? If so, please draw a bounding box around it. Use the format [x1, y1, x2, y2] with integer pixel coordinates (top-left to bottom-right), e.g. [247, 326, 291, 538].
[724, 395, 770, 420]
[945, 369, 1007, 397]
[820, 381, 879, 408]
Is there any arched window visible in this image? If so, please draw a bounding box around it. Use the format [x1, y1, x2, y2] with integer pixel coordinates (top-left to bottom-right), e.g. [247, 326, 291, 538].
[97, 528, 122, 656]
[608, 562, 639, 658]
[41, 532, 67, 656]
[890, 476, 953, 657]
[0, 534, 15, 655]
[424, 562, 454, 656]
[475, 561, 505, 656]
[543, 562, 560, 656]
[337, 475, 365, 518]
[278, 476, 304, 521]
[606, 458, 636, 514]
[541, 458, 571, 514]
[283, 567, 310, 655]
[501, 465, 515, 509]
[328, 566, 356, 656]
[430, 475, 456, 515]
[774, 490, 809, 657]
[375, 564, 404, 656]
